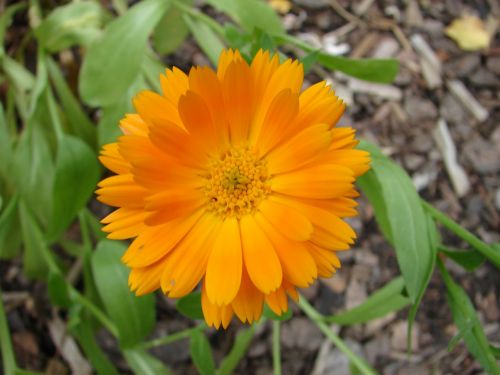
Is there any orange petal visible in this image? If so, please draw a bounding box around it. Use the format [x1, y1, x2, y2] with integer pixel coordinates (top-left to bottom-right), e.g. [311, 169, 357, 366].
[101, 208, 147, 240]
[99, 143, 130, 175]
[123, 209, 204, 267]
[271, 164, 354, 199]
[258, 199, 312, 241]
[266, 124, 332, 175]
[222, 59, 254, 145]
[129, 259, 165, 296]
[205, 217, 243, 305]
[202, 281, 234, 329]
[265, 285, 289, 316]
[144, 188, 205, 225]
[217, 49, 243, 80]
[231, 265, 264, 324]
[161, 214, 221, 297]
[256, 213, 317, 288]
[133, 90, 182, 128]
[240, 215, 282, 293]
[96, 174, 146, 208]
[160, 67, 189, 105]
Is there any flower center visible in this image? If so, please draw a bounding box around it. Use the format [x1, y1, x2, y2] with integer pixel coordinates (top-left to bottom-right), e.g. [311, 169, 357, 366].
[204, 147, 270, 218]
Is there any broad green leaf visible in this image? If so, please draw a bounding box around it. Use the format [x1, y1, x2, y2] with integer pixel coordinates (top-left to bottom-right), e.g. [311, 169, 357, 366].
[3, 56, 35, 119]
[440, 247, 485, 271]
[206, 0, 283, 35]
[317, 54, 399, 83]
[91, 240, 155, 348]
[218, 326, 255, 375]
[124, 349, 172, 375]
[97, 74, 146, 147]
[142, 54, 165, 93]
[72, 319, 120, 375]
[153, 0, 192, 54]
[0, 195, 21, 259]
[184, 15, 225, 65]
[490, 344, 500, 359]
[47, 272, 72, 308]
[18, 202, 49, 279]
[224, 24, 251, 49]
[35, 2, 103, 52]
[79, 0, 171, 107]
[358, 142, 434, 304]
[46, 58, 96, 148]
[190, 330, 215, 375]
[263, 305, 292, 321]
[324, 276, 410, 325]
[47, 135, 100, 242]
[438, 259, 499, 374]
[176, 292, 203, 320]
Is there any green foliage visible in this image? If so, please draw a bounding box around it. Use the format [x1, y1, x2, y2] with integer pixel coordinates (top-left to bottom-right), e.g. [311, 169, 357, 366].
[177, 292, 204, 320]
[79, 0, 171, 106]
[91, 241, 156, 348]
[1, 0, 498, 374]
[324, 277, 410, 325]
[190, 330, 216, 375]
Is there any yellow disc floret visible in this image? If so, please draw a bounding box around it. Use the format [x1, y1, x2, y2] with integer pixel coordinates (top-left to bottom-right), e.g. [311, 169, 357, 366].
[204, 147, 270, 218]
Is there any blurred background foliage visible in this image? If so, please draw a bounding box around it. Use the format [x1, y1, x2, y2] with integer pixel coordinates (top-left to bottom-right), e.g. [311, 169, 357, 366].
[0, 0, 498, 374]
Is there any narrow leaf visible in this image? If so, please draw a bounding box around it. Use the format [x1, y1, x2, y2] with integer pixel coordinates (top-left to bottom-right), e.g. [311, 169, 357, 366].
[440, 247, 485, 271]
[153, 0, 192, 54]
[218, 326, 255, 375]
[325, 276, 410, 325]
[124, 349, 172, 375]
[184, 14, 225, 65]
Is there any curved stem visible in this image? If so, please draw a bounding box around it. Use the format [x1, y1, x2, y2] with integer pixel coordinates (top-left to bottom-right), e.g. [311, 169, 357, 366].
[272, 320, 282, 375]
[139, 324, 205, 350]
[422, 201, 500, 268]
[297, 296, 378, 375]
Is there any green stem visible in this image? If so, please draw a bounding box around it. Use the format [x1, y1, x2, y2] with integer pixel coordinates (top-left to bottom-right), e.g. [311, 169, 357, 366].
[422, 201, 500, 268]
[172, 0, 225, 37]
[272, 321, 281, 375]
[297, 296, 378, 375]
[139, 325, 205, 350]
[71, 289, 119, 338]
[0, 290, 18, 375]
[45, 86, 65, 142]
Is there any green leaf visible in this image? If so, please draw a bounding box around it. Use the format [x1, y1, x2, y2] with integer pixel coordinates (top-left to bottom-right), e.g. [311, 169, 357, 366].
[97, 74, 146, 147]
[358, 141, 434, 304]
[0, 2, 26, 58]
[72, 319, 120, 375]
[206, 0, 283, 35]
[184, 14, 225, 66]
[218, 326, 255, 375]
[12, 116, 55, 225]
[18, 201, 50, 279]
[437, 259, 499, 374]
[35, 2, 103, 52]
[263, 305, 292, 321]
[46, 58, 96, 148]
[317, 54, 399, 83]
[47, 272, 72, 308]
[301, 50, 319, 74]
[91, 240, 155, 348]
[0, 103, 13, 179]
[47, 135, 101, 242]
[0, 195, 22, 259]
[124, 349, 172, 375]
[153, 0, 192, 54]
[0, 290, 17, 375]
[190, 330, 216, 375]
[79, 0, 171, 107]
[440, 247, 485, 272]
[176, 292, 203, 320]
[324, 276, 410, 325]
[490, 344, 500, 359]
[223, 24, 251, 49]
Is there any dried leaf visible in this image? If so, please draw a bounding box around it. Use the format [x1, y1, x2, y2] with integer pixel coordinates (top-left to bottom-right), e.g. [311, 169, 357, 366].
[445, 16, 490, 51]
[268, 0, 292, 14]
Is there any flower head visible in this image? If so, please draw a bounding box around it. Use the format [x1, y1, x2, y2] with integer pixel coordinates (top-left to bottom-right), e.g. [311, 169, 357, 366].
[97, 49, 370, 328]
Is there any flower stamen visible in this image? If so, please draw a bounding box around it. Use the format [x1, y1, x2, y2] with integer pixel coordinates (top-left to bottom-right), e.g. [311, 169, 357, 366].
[204, 147, 270, 218]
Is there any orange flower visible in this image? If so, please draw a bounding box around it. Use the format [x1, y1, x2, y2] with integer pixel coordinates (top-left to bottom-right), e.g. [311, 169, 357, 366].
[96, 49, 370, 328]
